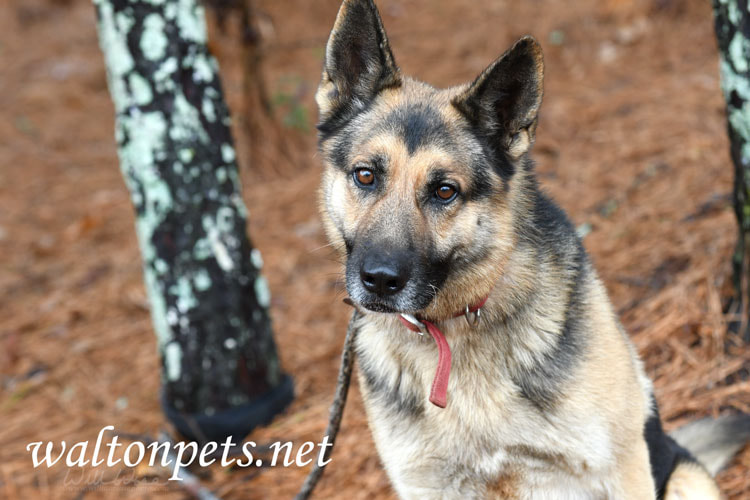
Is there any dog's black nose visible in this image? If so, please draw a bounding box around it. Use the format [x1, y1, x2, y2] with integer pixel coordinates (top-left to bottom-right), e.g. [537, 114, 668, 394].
[360, 253, 410, 296]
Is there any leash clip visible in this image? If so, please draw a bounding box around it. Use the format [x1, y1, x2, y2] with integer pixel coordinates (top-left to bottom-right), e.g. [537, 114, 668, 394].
[465, 305, 481, 328]
[399, 313, 426, 336]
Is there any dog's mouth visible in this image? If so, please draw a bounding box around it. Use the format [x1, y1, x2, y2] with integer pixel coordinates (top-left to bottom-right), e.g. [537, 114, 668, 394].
[344, 296, 420, 315]
[357, 300, 400, 314]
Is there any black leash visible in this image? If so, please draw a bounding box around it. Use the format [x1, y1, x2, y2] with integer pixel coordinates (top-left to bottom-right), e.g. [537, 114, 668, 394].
[294, 310, 360, 500]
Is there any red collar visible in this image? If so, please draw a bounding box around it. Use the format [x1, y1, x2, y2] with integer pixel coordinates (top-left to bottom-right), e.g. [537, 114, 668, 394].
[397, 295, 489, 409]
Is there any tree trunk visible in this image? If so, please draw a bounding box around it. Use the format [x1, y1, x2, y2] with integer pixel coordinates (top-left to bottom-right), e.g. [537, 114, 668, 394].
[92, 0, 293, 441]
[712, 0, 750, 340]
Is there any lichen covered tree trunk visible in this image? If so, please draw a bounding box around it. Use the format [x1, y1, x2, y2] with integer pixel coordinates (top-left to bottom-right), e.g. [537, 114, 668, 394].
[93, 0, 292, 440]
[713, 0, 750, 340]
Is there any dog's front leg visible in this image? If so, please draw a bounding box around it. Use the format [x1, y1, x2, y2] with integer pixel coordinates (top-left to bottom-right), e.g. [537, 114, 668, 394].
[386, 461, 489, 500]
[616, 439, 657, 500]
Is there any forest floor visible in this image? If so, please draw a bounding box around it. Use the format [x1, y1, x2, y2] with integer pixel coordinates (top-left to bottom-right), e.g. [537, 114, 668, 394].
[2, 0, 750, 498]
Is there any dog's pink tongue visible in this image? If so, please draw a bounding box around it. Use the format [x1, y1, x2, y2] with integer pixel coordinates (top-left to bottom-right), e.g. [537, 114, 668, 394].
[398, 316, 452, 408]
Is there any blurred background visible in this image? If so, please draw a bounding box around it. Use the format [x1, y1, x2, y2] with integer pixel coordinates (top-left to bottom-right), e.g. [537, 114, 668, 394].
[1, 0, 749, 498]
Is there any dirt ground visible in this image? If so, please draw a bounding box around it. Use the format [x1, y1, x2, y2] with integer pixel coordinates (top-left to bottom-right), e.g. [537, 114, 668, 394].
[2, 0, 750, 498]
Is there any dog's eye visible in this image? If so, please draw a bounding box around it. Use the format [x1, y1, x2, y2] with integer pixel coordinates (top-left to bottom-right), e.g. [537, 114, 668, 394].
[435, 184, 458, 203]
[354, 168, 376, 188]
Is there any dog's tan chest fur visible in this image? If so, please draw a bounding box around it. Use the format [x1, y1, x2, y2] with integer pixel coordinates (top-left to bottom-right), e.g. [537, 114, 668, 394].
[354, 288, 654, 500]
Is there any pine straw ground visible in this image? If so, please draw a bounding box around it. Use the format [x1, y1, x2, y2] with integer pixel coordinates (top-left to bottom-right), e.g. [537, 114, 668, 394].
[1, 0, 750, 498]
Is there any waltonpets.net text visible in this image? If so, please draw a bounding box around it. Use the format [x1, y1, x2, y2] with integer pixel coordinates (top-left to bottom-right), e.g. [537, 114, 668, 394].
[26, 426, 333, 480]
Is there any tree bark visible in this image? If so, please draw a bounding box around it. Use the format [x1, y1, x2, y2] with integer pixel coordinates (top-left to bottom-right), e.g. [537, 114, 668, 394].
[92, 0, 292, 441]
[712, 0, 750, 340]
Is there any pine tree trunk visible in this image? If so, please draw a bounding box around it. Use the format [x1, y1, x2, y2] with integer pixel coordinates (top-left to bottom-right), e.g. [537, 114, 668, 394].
[92, 0, 293, 441]
[713, 0, 750, 340]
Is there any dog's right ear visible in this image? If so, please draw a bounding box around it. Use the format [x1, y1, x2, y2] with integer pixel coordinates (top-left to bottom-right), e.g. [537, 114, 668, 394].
[316, 0, 401, 132]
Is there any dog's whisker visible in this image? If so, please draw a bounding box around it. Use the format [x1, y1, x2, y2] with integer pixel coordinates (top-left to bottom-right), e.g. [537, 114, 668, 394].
[308, 241, 340, 254]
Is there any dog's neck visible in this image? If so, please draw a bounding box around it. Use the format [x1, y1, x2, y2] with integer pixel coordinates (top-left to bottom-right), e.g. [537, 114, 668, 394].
[394, 232, 581, 401]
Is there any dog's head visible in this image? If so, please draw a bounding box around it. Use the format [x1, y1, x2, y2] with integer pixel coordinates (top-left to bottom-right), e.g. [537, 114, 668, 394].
[317, 0, 544, 319]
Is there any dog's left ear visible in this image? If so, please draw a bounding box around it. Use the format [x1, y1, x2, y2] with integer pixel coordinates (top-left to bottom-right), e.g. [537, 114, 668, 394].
[452, 36, 544, 159]
[316, 0, 401, 131]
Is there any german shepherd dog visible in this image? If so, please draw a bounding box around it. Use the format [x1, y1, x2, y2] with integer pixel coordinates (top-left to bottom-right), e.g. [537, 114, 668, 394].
[316, 1, 750, 498]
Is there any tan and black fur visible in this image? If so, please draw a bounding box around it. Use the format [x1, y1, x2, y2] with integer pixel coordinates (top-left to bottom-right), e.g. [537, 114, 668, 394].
[316, 1, 750, 498]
